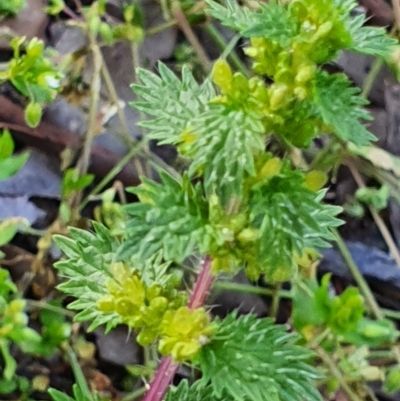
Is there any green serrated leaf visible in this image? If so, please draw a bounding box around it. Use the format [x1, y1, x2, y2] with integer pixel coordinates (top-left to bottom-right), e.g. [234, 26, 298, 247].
[348, 14, 398, 57]
[188, 107, 264, 204]
[53, 225, 120, 331]
[197, 312, 323, 401]
[118, 172, 209, 263]
[206, 0, 258, 33]
[164, 380, 234, 401]
[249, 165, 342, 278]
[313, 71, 376, 145]
[207, 0, 296, 47]
[131, 62, 214, 145]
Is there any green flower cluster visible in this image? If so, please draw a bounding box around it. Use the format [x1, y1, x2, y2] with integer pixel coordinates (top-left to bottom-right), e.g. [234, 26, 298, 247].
[97, 263, 215, 361]
[0, 298, 27, 337]
[159, 307, 216, 362]
[209, 0, 376, 147]
[211, 58, 325, 147]
[246, 0, 352, 96]
[208, 154, 329, 281]
[0, 268, 41, 349]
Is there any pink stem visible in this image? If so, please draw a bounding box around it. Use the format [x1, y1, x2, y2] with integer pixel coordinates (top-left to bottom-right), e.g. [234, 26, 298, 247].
[142, 256, 213, 401]
[188, 256, 213, 310]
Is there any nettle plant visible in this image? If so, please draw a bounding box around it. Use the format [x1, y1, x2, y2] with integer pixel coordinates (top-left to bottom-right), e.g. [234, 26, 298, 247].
[53, 0, 398, 400]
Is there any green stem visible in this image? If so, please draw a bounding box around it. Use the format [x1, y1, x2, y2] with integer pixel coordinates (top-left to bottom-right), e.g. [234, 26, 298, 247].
[67, 345, 92, 399]
[100, 57, 134, 147]
[213, 280, 292, 299]
[146, 20, 177, 36]
[171, 1, 212, 72]
[315, 347, 364, 401]
[333, 228, 383, 319]
[383, 308, 400, 320]
[79, 144, 145, 211]
[307, 327, 330, 349]
[120, 387, 147, 401]
[205, 23, 249, 76]
[72, 39, 102, 213]
[80, 43, 101, 175]
[361, 58, 384, 98]
[269, 283, 282, 318]
[26, 300, 75, 317]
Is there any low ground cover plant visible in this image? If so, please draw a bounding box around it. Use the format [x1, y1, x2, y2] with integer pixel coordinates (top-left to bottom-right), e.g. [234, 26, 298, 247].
[2, 0, 400, 400]
[53, 0, 400, 400]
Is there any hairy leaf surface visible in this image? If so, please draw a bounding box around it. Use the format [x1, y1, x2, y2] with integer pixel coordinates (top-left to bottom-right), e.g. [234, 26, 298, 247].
[197, 312, 323, 401]
[132, 63, 214, 144]
[313, 71, 376, 145]
[118, 172, 210, 262]
[53, 222, 121, 332]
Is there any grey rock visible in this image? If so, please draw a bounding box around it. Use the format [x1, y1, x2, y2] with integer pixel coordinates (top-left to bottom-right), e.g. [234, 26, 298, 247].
[95, 326, 142, 366]
[319, 242, 400, 291]
[0, 149, 61, 198]
[48, 22, 88, 55]
[44, 97, 86, 136]
[0, 196, 45, 224]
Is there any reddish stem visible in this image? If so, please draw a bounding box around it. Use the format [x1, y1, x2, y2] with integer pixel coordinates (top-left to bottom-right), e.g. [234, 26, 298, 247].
[188, 256, 214, 310]
[142, 256, 213, 401]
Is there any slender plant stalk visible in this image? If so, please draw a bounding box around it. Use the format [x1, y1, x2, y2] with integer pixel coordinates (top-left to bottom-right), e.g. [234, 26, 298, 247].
[392, 0, 400, 31]
[205, 23, 249, 76]
[347, 161, 400, 268]
[333, 228, 383, 319]
[269, 283, 282, 318]
[382, 308, 400, 320]
[79, 144, 146, 211]
[335, 208, 400, 366]
[146, 20, 177, 36]
[63, 6, 80, 20]
[100, 60, 133, 146]
[120, 386, 147, 401]
[315, 347, 363, 401]
[78, 42, 102, 177]
[142, 256, 214, 401]
[213, 280, 292, 298]
[141, 357, 179, 401]
[171, 1, 212, 72]
[361, 58, 384, 98]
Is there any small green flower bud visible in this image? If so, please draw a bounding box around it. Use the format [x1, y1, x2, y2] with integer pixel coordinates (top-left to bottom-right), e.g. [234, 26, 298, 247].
[295, 64, 315, 84]
[237, 228, 259, 244]
[269, 84, 289, 111]
[212, 59, 232, 93]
